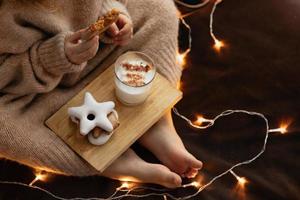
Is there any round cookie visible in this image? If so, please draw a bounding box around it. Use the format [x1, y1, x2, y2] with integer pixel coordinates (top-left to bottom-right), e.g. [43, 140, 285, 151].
[68, 92, 119, 145]
[88, 110, 119, 145]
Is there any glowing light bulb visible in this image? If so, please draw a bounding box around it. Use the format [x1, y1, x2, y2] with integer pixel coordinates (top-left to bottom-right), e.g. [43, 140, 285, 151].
[279, 124, 288, 134]
[176, 52, 187, 67]
[36, 173, 46, 181]
[29, 171, 47, 186]
[213, 39, 224, 51]
[230, 170, 248, 188]
[117, 181, 132, 191]
[193, 115, 214, 127]
[182, 181, 201, 189]
[268, 123, 289, 134]
[191, 181, 201, 188]
[194, 115, 205, 126]
[121, 182, 129, 189]
[237, 176, 248, 188]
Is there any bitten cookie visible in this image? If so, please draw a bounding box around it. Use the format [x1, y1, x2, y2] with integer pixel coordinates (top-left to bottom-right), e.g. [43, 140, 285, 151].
[89, 8, 120, 34]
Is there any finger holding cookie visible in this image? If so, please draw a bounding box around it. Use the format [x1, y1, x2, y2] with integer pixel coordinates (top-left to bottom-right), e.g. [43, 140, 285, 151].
[106, 22, 120, 38]
[113, 13, 133, 46]
[87, 9, 133, 46]
[65, 29, 100, 65]
[81, 27, 100, 41]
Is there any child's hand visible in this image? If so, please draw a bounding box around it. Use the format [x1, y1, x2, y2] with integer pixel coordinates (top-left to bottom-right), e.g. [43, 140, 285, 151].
[107, 14, 133, 46]
[65, 29, 99, 65]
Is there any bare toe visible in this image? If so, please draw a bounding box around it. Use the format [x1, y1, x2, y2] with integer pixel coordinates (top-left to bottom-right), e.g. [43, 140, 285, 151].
[143, 164, 182, 188]
[102, 149, 182, 188]
[178, 152, 203, 178]
[139, 111, 203, 177]
[187, 153, 203, 170]
[183, 168, 199, 179]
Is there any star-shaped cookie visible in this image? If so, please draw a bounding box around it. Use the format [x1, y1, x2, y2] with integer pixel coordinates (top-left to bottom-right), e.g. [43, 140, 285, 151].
[68, 92, 115, 135]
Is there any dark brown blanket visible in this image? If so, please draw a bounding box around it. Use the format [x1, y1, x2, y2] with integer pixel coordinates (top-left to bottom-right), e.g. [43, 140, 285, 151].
[0, 0, 299, 199]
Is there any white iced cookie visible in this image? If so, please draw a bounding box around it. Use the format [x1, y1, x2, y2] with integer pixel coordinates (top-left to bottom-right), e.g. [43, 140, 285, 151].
[88, 110, 119, 145]
[88, 131, 112, 146]
[68, 92, 118, 145]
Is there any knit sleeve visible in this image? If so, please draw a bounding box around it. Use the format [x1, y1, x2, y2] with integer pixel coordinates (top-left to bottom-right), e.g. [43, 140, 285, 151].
[0, 34, 86, 96]
[100, 0, 131, 44]
[0, 14, 85, 96]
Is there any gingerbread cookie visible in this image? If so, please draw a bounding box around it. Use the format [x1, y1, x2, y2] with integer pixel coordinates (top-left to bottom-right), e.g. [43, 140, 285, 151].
[90, 9, 120, 34]
[88, 110, 119, 145]
[68, 92, 120, 146]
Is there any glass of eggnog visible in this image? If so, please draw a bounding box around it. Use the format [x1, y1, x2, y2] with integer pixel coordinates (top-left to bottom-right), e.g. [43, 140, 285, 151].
[114, 51, 156, 106]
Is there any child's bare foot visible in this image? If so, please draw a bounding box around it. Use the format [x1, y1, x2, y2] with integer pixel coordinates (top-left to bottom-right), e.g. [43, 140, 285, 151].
[102, 148, 182, 188]
[139, 110, 203, 178]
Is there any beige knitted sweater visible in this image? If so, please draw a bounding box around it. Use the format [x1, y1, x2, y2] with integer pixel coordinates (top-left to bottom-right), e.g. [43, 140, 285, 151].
[0, 0, 181, 175]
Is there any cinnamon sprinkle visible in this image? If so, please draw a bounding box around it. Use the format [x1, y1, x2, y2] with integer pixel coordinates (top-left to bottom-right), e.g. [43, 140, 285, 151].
[121, 62, 153, 87]
[124, 80, 145, 87]
[122, 62, 152, 72]
[126, 73, 143, 80]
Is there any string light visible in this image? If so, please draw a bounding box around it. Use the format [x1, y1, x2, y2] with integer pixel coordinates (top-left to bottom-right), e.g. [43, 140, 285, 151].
[194, 114, 215, 126]
[176, 52, 187, 67]
[171, 109, 290, 199]
[0, 1, 293, 200]
[210, 0, 225, 52]
[29, 171, 47, 186]
[268, 123, 289, 134]
[229, 170, 248, 188]
[177, 15, 191, 69]
[173, 108, 214, 129]
[116, 181, 132, 191]
[279, 123, 288, 134]
[237, 177, 247, 188]
[0, 109, 290, 200]
[182, 181, 201, 189]
[179, 17, 192, 56]
[213, 39, 225, 51]
[191, 181, 201, 188]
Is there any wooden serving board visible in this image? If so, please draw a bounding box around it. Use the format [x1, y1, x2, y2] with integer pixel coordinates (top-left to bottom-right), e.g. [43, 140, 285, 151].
[46, 64, 182, 172]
